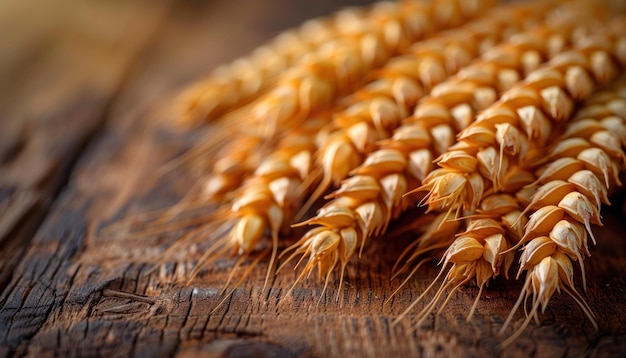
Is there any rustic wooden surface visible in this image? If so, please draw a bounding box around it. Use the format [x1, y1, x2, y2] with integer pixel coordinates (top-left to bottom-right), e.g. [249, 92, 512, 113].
[1, 0, 625, 357]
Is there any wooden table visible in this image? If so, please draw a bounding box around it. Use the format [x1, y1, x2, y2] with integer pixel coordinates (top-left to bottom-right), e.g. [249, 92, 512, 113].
[1, 0, 625, 356]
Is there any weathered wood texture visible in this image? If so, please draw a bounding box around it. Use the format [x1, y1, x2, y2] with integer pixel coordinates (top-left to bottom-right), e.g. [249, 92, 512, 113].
[1, 1, 625, 357]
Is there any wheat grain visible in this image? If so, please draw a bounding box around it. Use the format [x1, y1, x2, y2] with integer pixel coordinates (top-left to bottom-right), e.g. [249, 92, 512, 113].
[418, 16, 625, 219]
[184, 115, 331, 287]
[500, 75, 626, 346]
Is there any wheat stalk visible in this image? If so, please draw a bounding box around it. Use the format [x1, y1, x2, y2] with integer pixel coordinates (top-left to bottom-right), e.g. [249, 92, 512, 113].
[172, 0, 497, 128]
[498, 74, 626, 347]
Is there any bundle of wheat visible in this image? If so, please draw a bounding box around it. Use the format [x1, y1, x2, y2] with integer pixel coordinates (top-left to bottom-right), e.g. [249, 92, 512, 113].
[112, 0, 626, 348]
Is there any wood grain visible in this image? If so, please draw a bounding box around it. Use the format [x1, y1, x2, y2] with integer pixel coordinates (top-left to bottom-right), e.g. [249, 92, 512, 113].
[1, 1, 625, 357]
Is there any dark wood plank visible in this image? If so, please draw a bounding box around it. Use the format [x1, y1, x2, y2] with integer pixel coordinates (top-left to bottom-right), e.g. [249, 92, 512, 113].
[1, 1, 626, 357]
[0, 0, 171, 290]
